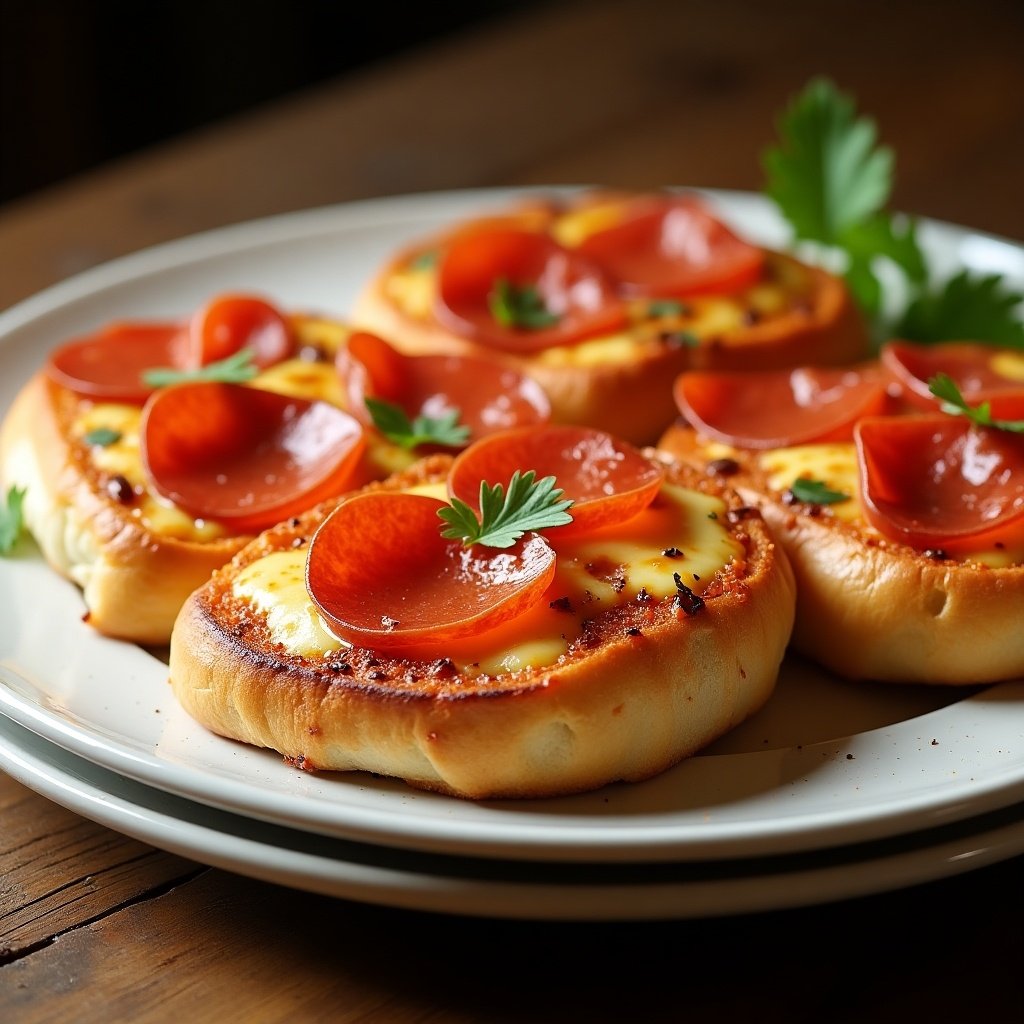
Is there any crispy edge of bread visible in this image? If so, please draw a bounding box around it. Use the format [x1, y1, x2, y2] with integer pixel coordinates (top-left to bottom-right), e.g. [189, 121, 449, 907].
[351, 239, 869, 448]
[659, 422, 1024, 685]
[0, 371, 251, 644]
[167, 453, 797, 800]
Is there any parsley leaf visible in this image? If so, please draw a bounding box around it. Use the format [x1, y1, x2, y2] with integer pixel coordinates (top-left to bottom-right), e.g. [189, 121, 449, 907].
[489, 278, 560, 330]
[764, 76, 894, 248]
[788, 478, 849, 505]
[83, 427, 122, 447]
[364, 396, 471, 450]
[928, 373, 1024, 433]
[141, 348, 259, 388]
[0, 486, 26, 554]
[437, 470, 574, 548]
[763, 77, 1024, 347]
[898, 271, 1024, 347]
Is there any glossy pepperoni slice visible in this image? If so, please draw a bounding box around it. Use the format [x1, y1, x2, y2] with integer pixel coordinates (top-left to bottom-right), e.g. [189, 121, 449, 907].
[183, 293, 295, 370]
[141, 382, 365, 532]
[674, 364, 891, 448]
[573, 194, 765, 298]
[45, 322, 187, 404]
[882, 341, 1024, 414]
[306, 492, 556, 651]
[447, 425, 664, 538]
[856, 414, 1024, 552]
[337, 331, 550, 443]
[434, 227, 628, 351]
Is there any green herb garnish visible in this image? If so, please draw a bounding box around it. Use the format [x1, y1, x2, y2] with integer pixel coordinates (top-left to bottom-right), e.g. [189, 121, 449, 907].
[141, 348, 259, 388]
[788, 478, 849, 505]
[365, 396, 471, 450]
[0, 486, 26, 554]
[83, 427, 122, 447]
[410, 249, 439, 270]
[437, 470, 574, 548]
[763, 77, 1023, 348]
[928, 373, 1024, 433]
[899, 271, 1024, 347]
[489, 278, 561, 330]
[647, 299, 687, 318]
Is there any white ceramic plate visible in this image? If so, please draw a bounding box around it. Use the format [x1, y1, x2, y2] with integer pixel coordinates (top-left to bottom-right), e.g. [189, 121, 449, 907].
[3, 712, 1023, 921]
[2, 187, 1024, 866]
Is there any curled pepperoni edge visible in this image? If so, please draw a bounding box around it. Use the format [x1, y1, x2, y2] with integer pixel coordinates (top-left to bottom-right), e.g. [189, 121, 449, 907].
[447, 425, 664, 538]
[140, 381, 366, 533]
[305, 491, 557, 652]
[673, 364, 892, 449]
[855, 413, 1024, 552]
[337, 331, 551, 442]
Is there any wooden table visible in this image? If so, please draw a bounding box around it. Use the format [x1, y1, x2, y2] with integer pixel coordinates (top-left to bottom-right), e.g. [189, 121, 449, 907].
[3, 2, 1024, 1019]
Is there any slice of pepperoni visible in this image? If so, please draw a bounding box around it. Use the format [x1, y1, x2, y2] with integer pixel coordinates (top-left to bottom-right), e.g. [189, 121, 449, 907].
[882, 341, 1024, 415]
[141, 382, 365, 532]
[434, 227, 628, 351]
[45, 322, 187, 404]
[674, 364, 891, 448]
[337, 331, 551, 443]
[573, 193, 765, 298]
[447, 425, 664, 537]
[856, 414, 1024, 552]
[306, 491, 556, 651]
[184, 293, 295, 370]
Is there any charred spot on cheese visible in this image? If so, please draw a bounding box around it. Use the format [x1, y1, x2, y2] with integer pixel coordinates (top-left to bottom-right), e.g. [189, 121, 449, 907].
[672, 572, 705, 616]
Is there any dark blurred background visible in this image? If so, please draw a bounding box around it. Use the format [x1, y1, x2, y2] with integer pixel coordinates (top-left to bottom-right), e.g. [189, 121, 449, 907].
[0, 0, 553, 206]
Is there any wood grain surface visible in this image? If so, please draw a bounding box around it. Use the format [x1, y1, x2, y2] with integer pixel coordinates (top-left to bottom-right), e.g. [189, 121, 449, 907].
[2, 1, 1024, 1020]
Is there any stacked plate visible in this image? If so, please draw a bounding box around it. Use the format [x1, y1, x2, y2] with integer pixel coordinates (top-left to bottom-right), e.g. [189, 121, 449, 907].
[3, 189, 1024, 921]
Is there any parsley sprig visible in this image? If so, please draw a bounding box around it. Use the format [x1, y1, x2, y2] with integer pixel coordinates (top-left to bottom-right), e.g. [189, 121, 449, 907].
[437, 470, 574, 548]
[141, 348, 259, 388]
[365, 396, 471, 450]
[788, 478, 849, 505]
[928, 373, 1024, 433]
[489, 279, 561, 330]
[763, 77, 1024, 348]
[0, 486, 26, 554]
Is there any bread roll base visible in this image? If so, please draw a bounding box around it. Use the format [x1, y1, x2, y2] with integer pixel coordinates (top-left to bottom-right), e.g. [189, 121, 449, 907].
[0, 373, 251, 644]
[169, 455, 796, 800]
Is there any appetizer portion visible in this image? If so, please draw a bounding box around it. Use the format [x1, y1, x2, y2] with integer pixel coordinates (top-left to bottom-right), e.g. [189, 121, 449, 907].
[352, 189, 871, 446]
[658, 342, 1024, 684]
[0, 295, 550, 644]
[169, 425, 796, 800]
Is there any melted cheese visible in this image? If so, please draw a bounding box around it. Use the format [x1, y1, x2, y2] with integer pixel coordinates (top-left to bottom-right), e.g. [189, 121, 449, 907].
[231, 483, 740, 675]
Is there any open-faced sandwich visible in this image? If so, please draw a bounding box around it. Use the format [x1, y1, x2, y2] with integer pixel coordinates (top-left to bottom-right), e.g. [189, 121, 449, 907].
[168, 424, 796, 799]
[0, 294, 550, 644]
[658, 340, 1024, 684]
[352, 189, 871, 446]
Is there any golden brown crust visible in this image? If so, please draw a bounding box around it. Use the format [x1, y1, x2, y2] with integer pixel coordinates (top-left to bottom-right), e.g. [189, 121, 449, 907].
[168, 455, 797, 800]
[658, 422, 1024, 685]
[350, 193, 870, 447]
[0, 372, 251, 644]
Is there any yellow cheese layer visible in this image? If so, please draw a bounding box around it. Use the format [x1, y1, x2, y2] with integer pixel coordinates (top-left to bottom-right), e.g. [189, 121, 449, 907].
[73, 354, 343, 542]
[231, 483, 739, 675]
[757, 442, 1024, 567]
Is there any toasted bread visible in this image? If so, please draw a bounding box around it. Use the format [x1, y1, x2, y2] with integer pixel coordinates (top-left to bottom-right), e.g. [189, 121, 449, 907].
[352, 190, 870, 446]
[167, 451, 796, 800]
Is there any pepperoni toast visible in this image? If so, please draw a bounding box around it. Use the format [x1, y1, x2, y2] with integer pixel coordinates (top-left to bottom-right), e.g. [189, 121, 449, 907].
[658, 341, 1024, 684]
[351, 189, 871, 446]
[0, 295, 551, 644]
[167, 425, 796, 799]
